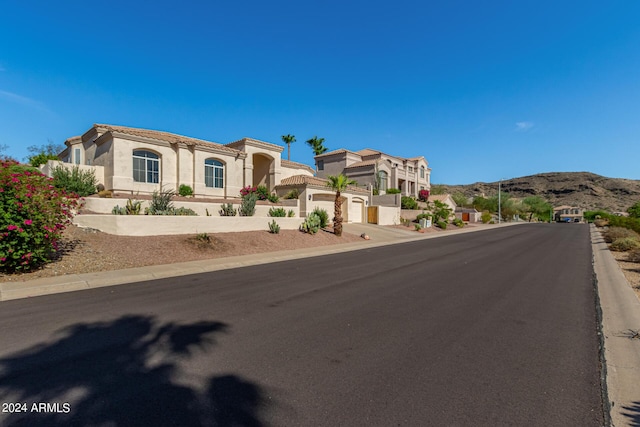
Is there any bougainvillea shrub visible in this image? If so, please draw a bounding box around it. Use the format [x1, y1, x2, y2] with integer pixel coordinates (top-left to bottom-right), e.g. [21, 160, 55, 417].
[418, 189, 430, 202]
[0, 161, 79, 271]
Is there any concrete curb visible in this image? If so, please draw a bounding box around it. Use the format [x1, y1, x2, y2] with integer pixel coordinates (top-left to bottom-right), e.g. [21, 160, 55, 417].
[591, 224, 640, 426]
[0, 222, 522, 302]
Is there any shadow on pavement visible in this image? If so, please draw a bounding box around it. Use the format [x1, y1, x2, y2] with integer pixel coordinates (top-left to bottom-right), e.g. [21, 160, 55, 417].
[622, 401, 640, 426]
[0, 315, 266, 426]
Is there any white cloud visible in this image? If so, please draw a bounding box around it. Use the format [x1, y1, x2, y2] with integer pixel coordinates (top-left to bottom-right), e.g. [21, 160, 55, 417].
[515, 121, 534, 132]
[0, 89, 50, 113]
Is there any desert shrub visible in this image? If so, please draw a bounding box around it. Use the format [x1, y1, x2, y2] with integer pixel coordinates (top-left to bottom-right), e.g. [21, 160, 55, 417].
[0, 160, 79, 271]
[149, 207, 197, 216]
[219, 203, 237, 216]
[610, 237, 640, 252]
[284, 189, 299, 199]
[627, 248, 640, 263]
[239, 193, 257, 216]
[287, 209, 295, 217]
[52, 165, 97, 197]
[268, 193, 279, 203]
[268, 219, 280, 234]
[401, 196, 418, 210]
[386, 188, 401, 194]
[453, 218, 464, 227]
[300, 213, 321, 234]
[481, 211, 492, 224]
[416, 212, 431, 221]
[414, 224, 421, 231]
[310, 207, 329, 228]
[608, 215, 640, 234]
[603, 226, 640, 243]
[113, 199, 142, 215]
[594, 219, 609, 228]
[418, 189, 430, 202]
[436, 220, 447, 230]
[98, 190, 112, 198]
[400, 217, 411, 227]
[268, 207, 287, 217]
[178, 184, 193, 197]
[147, 187, 174, 214]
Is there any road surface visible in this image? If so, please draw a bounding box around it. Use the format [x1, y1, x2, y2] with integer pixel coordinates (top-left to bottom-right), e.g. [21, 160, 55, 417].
[0, 224, 603, 426]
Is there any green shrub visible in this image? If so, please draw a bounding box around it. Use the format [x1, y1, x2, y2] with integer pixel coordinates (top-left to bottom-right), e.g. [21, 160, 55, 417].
[386, 188, 401, 194]
[401, 196, 418, 210]
[603, 226, 640, 243]
[311, 207, 329, 228]
[481, 211, 492, 224]
[112, 205, 126, 215]
[219, 203, 237, 216]
[416, 212, 431, 221]
[239, 193, 257, 216]
[284, 189, 299, 199]
[178, 184, 193, 197]
[453, 218, 464, 228]
[172, 207, 197, 216]
[414, 224, 421, 231]
[52, 165, 97, 197]
[287, 209, 295, 217]
[267, 193, 279, 203]
[268, 219, 280, 234]
[610, 237, 640, 252]
[0, 160, 79, 271]
[436, 220, 447, 230]
[300, 213, 321, 234]
[268, 207, 287, 217]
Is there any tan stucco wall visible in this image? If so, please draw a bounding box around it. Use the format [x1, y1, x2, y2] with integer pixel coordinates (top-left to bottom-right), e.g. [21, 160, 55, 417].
[74, 215, 303, 236]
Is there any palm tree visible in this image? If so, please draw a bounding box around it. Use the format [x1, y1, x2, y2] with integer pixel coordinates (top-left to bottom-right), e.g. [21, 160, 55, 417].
[281, 134, 296, 161]
[327, 174, 357, 237]
[306, 136, 328, 156]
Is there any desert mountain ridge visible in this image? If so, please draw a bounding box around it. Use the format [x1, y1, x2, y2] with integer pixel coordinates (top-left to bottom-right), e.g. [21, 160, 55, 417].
[438, 172, 640, 213]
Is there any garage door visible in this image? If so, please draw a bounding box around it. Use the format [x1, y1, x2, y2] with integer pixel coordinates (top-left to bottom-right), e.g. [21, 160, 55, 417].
[351, 200, 364, 223]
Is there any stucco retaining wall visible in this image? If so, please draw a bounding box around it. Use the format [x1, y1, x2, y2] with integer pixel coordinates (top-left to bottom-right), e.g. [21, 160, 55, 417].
[377, 206, 401, 225]
[73, 215, 304, 236]
[83, 197, 300, 217]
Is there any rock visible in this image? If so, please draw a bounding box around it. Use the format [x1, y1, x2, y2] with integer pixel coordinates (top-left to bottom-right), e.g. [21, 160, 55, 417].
[360, 233, 370, 240]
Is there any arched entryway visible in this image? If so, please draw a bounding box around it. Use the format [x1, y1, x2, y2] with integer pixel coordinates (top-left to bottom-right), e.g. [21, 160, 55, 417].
[252, 153, 274, 190]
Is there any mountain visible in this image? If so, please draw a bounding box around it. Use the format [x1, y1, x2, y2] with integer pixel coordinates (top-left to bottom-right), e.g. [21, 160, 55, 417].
[438, 172, 640, 213]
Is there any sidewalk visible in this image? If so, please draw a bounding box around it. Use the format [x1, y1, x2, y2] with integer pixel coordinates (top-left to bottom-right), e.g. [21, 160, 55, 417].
[591, 224, 640, 426]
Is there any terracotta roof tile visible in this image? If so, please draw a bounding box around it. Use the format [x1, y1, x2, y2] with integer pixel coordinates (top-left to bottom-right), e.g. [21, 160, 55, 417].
[344, 159, 378, 169]
[95, 124, 239, 154]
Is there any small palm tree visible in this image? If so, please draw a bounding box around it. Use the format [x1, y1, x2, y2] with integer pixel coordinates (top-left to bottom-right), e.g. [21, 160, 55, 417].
[327, 174, 357, 237]
[281, 134, 296, 161]
[306, 136, 328, 156]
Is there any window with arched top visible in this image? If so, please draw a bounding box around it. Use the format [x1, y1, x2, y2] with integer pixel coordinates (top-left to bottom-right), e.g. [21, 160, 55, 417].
[133, 150, 160, 183]
[205, 159, 224, 188]
[378, 170, 388, 191]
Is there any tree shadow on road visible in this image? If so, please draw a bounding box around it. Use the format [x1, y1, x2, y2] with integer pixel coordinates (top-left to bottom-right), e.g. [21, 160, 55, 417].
[0, 315, 266, 426]
[622, 401, 640, 426]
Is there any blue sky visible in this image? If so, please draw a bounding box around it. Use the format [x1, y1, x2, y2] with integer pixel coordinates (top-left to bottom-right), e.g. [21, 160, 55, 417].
[1, 1, 639, 184]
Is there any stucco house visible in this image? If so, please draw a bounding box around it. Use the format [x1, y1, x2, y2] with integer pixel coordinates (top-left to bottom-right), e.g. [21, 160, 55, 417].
[314, 148, 431, 198]
[274, 175, 371, 223]
[58, 124, 314, 197]
[554, 205, 584, 223]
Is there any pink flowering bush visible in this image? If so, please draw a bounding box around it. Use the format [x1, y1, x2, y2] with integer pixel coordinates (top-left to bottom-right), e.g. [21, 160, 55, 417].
[0, 160, 79, 271]
[418, 189, 430, 202]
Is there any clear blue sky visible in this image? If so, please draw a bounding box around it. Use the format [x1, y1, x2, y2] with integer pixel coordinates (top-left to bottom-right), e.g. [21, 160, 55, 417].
[1, 1, 639, 184]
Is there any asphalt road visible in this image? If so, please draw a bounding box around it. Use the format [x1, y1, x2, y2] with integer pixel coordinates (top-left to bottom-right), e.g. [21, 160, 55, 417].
[0, 224, 604, 426]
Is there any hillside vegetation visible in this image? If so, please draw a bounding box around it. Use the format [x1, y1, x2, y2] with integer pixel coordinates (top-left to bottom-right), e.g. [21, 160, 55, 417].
[439, 172, 640, 212]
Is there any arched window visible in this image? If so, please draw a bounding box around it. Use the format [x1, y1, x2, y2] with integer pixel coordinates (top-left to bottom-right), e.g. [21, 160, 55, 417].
[378, 170, 388, 191]
[205, 159, 224, 188]
[420, 166, 425, 179]
[133, 150, 160, 183]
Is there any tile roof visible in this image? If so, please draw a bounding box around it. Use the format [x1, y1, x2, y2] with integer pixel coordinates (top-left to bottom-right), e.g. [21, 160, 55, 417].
[314, 149, 350, 158]
[226, 137, 283, 152]
[356, 148, 380, 156]
[276, 175, 369, 194]
[280, 159, 315, 173]
[94, 124, 240, 154]
[344, 159, 378, 169]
